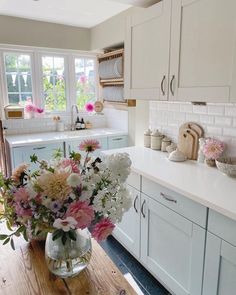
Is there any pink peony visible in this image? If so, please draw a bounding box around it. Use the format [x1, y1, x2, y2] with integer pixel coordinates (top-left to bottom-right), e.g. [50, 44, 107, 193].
[66, 201, 94, 229]
[85, 102, 94, 113]
[92, 218, 115, 242]
[61, 159, 80, 174]
[79, 139, 100, 152]
[13, 187, 30, 202]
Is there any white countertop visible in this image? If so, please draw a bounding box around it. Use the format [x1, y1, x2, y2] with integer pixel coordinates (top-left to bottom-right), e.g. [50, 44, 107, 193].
[103, 146, 236, 222]
[6, 128, 128, 147]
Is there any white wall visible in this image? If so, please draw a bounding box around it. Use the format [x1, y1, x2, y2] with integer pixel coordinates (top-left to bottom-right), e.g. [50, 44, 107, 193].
[149, 101, 236, 156]
[0, 15, 90, 51]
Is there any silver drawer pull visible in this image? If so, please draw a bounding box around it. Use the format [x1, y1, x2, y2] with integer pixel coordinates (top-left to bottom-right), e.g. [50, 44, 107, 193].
[141, 200, 146, 218]
[160, 192, 177, 203]
[33, 146, 46, 150]
[112, 138, 123, 141]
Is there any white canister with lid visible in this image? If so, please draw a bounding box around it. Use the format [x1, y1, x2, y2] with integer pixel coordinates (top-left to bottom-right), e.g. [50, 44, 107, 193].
[151, 130, 162, 150]
[144, 129, 152, 148]
[161, 137, 171, 152]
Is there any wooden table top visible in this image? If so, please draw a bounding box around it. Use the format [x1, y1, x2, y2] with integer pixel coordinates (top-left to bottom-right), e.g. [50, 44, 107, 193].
[0, 236, 136, 295]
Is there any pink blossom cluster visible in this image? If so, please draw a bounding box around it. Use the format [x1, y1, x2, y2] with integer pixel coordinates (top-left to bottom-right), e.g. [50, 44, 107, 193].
[25, 103, 44, 114]
[203, 138, 225, 160]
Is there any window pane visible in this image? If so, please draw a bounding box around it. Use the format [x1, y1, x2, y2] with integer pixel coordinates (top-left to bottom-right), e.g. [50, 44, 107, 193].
[4, 53, 33, 105]
[75, 58, 96, 110]
[21, 94, 33, 105]
[42, 56, 66, 112]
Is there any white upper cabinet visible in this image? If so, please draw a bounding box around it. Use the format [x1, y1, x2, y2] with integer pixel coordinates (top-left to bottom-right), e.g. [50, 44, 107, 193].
[170, 0, 236, 102]
[126, 0, 236, 102]
[125, 0, 171, 100]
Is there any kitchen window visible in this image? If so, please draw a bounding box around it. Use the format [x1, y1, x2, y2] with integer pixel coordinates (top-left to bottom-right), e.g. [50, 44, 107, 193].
[3, 53, 34, 105]
[0, 45, 98, 116]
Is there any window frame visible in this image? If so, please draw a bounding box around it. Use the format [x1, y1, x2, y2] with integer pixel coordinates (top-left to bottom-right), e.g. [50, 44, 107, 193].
[0, 44, 99, 118]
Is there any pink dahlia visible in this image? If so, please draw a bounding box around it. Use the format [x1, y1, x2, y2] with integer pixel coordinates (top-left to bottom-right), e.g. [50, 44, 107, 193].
[66, 201, 94, 229]
[85, 102, 94, 113]
[92, 218, 115, 242]
[203, 138, 225, 160]
[79, 139, 100, 152]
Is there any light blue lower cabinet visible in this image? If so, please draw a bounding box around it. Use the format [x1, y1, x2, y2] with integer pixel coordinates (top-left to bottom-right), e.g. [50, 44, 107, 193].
[202, 232, 236, 295]
[140, 193, 205, 295]
[12, 142, 64, 171]
[112, 185, 141, 259]
[107, 135, 128, 150]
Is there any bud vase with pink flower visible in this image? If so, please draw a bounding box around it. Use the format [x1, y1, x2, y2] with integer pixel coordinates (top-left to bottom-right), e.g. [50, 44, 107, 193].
[203, 138, 225, 167]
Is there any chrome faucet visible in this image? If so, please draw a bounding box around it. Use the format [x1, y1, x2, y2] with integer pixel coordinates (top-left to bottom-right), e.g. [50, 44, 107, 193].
[71, 104, 79, 131]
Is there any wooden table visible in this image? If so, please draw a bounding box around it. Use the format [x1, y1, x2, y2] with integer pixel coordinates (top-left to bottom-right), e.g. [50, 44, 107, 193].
[0, 237, 136, 295]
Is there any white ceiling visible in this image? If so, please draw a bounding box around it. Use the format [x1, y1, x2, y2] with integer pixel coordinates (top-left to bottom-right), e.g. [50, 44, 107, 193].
[0, 0, 132, 28]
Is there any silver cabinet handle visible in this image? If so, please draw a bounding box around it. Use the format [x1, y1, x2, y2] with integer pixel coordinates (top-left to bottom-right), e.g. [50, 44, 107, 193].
[112, 138, 123, 141]
[141, 200, 146, 218]
[170, 75, 175, 96]
[133, 195, 138, 213]
[160, 192, 177, 203]
[161, 75, 166, 96]
[33, 146, 46, 150]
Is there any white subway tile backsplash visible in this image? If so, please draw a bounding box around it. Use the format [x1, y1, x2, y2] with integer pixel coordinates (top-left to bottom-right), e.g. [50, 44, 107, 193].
[149, 101, 236, 156]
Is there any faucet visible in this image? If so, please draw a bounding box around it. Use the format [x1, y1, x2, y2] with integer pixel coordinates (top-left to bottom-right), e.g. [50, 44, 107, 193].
[71, 104, 79, 131]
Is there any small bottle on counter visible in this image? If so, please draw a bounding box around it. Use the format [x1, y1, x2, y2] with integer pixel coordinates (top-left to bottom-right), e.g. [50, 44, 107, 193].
[151, 130, 163, 150]
[81, 118, 85, 129]
[161, 137, 171, 152]
[76, 117, 81, 130]
[144, 129, 152, 148]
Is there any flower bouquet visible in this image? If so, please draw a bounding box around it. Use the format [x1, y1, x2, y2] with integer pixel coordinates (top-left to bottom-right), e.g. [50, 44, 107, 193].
[0, 139, 132, 277]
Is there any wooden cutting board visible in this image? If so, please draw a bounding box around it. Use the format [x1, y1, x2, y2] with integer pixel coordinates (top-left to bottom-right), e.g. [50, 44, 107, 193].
[179, 122, 204, 138]
[178, 129, 195, 159]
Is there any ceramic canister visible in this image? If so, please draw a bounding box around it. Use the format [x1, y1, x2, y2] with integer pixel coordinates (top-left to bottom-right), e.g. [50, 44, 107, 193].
[144, 129, 152, 148]
[151, 130, 163, 150]
[161, 137, 171, 152]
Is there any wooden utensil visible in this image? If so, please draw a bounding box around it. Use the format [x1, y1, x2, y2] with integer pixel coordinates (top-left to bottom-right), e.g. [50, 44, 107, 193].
[178, 129, 195, 159]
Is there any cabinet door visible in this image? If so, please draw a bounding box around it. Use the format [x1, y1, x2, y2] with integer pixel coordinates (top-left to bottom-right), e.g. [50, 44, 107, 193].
[107, 135, 128, 150]
[112, 185, 140, 258]
[66, 137, 108, 158]
[125, 0, 171, 100]
[170, 0, 236, 102]
[13, 142, 64, 170]
[140, 194, 205, 295]
[203, 232, 236, 295]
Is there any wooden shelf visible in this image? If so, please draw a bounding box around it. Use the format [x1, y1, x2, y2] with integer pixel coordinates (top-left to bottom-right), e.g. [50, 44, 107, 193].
[103, 99, 136, 109]
[100, 78, 124, 86]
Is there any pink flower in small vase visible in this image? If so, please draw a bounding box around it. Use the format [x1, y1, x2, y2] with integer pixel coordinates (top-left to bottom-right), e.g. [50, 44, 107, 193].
[36, 107, 44, 114]
[25, 104, 36, 113]
[203, 138, 225, 160]
[92, 218, 115, 242]
[80, 75, 87, 84]
[66, 201, 94, 229]
[79, 139, 100, 152]
[85, 102, 94, 113]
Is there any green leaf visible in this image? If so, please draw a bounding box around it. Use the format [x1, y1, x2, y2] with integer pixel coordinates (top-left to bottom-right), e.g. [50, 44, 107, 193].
[68, 230, 77, 241]
[6, 221, 13, 231]
[23, 229, 28, 242]
[52, 229, 63, 241]
[61, 233, 68, 245]
[3, 238, 10, 245]
[30, 154, 38, 163]
[0, 234, 9, 240]
[10, 238, 15, 250]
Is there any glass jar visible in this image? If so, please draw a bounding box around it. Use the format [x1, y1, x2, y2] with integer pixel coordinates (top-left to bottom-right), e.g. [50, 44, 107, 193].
[45, 228, 92, 278]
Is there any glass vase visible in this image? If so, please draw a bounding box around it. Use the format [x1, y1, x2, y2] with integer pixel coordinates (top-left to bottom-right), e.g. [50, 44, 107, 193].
[45, 228, 92, 278]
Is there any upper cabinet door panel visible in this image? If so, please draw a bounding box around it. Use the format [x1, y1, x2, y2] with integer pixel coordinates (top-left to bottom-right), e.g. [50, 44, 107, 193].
[170, 0, 236, 102]
[125, 0, 171, 100]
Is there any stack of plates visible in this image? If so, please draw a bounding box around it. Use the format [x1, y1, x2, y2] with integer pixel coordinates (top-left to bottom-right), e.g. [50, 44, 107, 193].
[98, 57, 123, 79]
[103, 86, 125, 102]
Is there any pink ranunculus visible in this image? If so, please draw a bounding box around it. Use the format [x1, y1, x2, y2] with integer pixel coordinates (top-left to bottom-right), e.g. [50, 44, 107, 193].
[66, 201, 94, 229]
[61, 159, 80, 174]
[13, 187, 30, 202]
[92, 218, 115, 242]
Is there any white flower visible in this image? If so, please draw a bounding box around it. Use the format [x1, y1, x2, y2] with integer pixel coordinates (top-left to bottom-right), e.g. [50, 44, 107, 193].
[106, 153, 132, 183]
[53, 217, 77, 232]
[67, 173, 81, 187]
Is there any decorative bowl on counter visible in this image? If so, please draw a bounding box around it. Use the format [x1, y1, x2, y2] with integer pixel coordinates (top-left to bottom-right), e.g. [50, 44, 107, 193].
[216, 158, 236, 177]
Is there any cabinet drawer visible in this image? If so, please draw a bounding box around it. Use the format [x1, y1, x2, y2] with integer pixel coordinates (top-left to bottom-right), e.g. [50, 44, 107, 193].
[142, 177, 207, 228]
[208, 209, 236, 246]
[107, 135, 128, 150]
[127, 171, 141, 191]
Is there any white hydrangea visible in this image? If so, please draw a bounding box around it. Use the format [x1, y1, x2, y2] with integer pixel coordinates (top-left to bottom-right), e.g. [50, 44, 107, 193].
[67, 173, 81, 187]
[106, 153, 132, 183]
